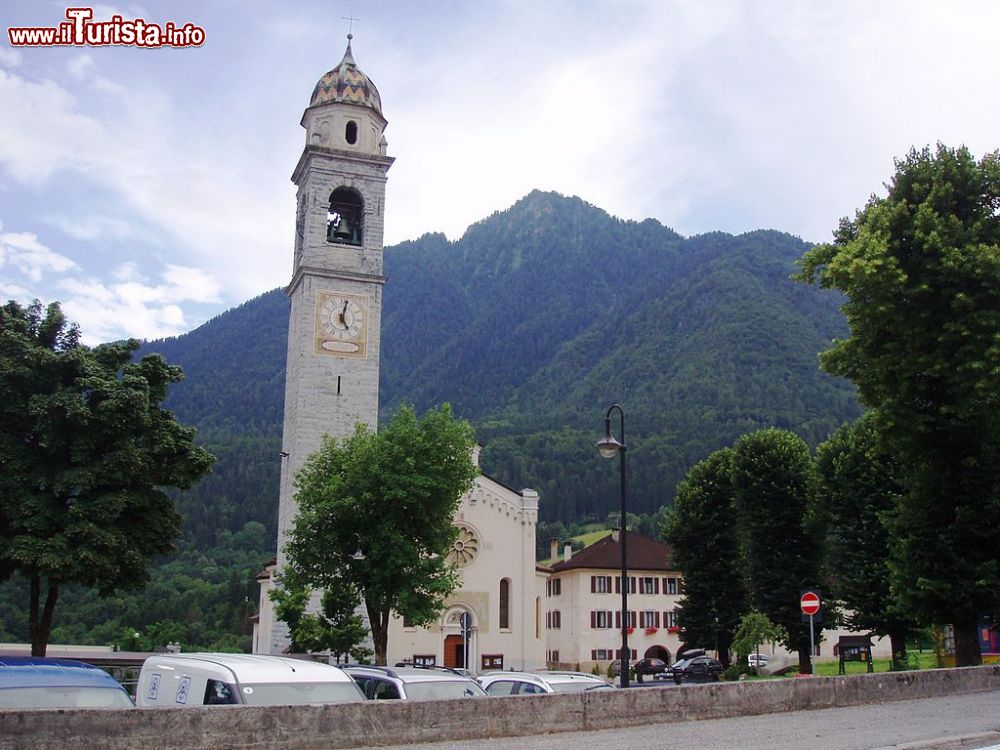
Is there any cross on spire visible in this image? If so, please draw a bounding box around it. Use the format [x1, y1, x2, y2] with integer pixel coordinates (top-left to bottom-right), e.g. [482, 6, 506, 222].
[342, 12, 360, 38]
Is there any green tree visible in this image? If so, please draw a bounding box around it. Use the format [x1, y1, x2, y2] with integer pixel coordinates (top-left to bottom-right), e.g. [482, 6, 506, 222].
[270, 571, 371, 663]
[731, 429, 821, 673]
[797, 145, 1000, 665]
[0, 300, 214, 655]
[280, 404, 478, 664]
[815, 413, 918, 667]
[662, 448, 746, 667]
[731, 610, 788, 664]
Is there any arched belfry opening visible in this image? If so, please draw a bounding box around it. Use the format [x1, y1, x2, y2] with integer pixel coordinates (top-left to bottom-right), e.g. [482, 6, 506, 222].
[327, 187, 363, 245]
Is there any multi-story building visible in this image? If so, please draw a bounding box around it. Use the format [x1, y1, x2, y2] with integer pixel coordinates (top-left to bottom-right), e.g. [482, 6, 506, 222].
[544, 530, 683, 673]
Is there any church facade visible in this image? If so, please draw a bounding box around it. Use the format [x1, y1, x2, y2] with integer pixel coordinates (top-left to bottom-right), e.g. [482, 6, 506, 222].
[255, 36, 545, 671]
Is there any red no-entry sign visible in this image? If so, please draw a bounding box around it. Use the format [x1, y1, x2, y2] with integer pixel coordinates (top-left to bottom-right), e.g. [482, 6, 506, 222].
[800, 591, 821, 616]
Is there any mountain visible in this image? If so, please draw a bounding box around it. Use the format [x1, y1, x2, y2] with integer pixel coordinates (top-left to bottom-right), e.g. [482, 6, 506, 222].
[142, 190, 859, 549]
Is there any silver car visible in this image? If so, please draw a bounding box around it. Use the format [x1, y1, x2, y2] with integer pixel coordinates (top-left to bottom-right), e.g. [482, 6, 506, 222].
[478, 670, 612, 696]
[343, 665, 486, 700]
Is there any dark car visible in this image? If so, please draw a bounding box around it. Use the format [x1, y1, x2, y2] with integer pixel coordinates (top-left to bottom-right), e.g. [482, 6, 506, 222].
[669, 655, 723, 684]
[633, 658, 667, 681]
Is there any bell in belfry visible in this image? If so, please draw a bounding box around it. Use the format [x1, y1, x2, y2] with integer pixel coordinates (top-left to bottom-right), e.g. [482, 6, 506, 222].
[333, 215, 354, 241]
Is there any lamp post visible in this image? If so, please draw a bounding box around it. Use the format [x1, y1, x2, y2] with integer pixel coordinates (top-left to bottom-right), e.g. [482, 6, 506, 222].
[597, 403, 630, 688]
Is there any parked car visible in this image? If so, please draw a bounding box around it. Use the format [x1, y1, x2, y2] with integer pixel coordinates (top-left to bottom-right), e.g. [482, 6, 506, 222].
[343, 665, 486, 700]
[669, 654, 724, 684]
[135, 653, 364, 707]
[748, 653, 770, 669]
[632, 658, 668, 681]
[0, 656, 134, 709]
[610, 658, 668, 681]
[479, 670, 610, 695]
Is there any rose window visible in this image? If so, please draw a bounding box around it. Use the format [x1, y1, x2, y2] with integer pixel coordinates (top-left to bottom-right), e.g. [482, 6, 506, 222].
[449, 524, 480, 567]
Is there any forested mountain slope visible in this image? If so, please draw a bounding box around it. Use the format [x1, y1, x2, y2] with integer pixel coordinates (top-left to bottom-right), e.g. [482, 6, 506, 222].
[144, 189, 859, 545]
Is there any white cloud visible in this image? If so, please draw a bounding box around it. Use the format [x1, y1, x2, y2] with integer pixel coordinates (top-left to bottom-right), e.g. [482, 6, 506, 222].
[0, 47, 22, 68]
[67, 53, 127, 96]
[0, 61, 289, 301]
[44, 212, 134, 242]
[0, 230, 78, 281]
[57, 263, 222, 344]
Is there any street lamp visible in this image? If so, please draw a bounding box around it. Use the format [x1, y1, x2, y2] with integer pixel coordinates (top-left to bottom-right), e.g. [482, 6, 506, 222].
[597, 403, 630, 688]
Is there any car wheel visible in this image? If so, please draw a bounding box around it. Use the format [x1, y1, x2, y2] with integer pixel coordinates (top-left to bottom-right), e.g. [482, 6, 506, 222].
[673, 675, 682, 685]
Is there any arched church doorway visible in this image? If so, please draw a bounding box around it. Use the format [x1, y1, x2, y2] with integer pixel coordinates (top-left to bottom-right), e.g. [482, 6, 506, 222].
[645, 645, 671, 663]
[442, 607, 475, 669]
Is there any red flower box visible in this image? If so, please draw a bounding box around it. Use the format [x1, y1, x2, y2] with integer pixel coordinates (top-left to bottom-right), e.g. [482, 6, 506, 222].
[644, 627, 658, 635]
[667, 626, 680, 633]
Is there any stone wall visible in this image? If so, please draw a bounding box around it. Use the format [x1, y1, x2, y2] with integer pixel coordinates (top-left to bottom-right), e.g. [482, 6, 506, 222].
[3, 666, 998, 750]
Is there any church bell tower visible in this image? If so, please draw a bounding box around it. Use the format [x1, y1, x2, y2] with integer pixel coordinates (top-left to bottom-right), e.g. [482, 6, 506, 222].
[268, 35, 393, 653]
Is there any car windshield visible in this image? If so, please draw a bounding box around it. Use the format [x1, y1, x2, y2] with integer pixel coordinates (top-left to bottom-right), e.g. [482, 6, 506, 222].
[238, 682, 364, 705]
[0, 686, 134, 709]
[671, 659, 692, 669]
[404, 680, 486, 700]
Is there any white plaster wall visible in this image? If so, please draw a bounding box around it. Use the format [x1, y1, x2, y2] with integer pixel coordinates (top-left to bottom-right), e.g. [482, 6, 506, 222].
[386, 477, 546, 673]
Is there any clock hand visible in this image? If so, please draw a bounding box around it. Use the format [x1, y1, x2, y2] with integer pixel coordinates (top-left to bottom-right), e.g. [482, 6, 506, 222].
[339, 300, 349, 328]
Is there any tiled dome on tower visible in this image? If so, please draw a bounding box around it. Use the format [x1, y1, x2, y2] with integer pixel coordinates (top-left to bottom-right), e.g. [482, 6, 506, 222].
[309, 34, 382, 115]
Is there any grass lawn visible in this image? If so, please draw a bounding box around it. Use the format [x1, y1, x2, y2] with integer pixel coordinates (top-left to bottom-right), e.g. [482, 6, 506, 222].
[808, 650, 940, 676]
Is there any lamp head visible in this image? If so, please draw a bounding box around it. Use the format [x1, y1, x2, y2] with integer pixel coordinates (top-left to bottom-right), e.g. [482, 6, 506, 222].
[596, 416, 623, 459]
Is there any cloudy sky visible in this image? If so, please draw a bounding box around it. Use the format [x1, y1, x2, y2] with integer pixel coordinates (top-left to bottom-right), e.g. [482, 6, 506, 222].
[1, 1, 997, 344]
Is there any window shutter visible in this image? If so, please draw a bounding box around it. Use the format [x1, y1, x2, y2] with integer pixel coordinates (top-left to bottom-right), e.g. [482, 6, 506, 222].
[606, 576, 612, 592]
[654, 577, 660, 594]
[655, 611, 661, 628]
[615, 611, 621, 629]
[630, 576, 636, 593]
[590, 611, 596, 629]
[615, 576, 620, 594]
[591, 576, 596, 593]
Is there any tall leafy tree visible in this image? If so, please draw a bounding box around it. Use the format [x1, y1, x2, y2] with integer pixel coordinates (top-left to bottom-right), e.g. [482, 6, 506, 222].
[815, 414, 919, 667]
[280, 404, 478, 665]
[798, 145, 1000, 665]
[732, 428, 821, 673]
[662, 448, 745, 667]
[0, 300, 214, 655]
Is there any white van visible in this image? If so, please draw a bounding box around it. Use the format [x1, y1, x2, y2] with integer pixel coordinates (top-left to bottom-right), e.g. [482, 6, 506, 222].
[136, 653, 365, 707]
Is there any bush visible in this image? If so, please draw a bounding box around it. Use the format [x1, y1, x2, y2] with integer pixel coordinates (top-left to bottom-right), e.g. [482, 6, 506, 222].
[723, 664, 751, 681]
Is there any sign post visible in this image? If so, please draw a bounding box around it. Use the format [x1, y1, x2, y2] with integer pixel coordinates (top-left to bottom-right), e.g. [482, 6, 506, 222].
[800, 590, 822, 673]
[460, 612, 471, 670]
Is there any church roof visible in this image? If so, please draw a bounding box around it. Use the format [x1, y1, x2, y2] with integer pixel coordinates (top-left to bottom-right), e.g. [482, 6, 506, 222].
[550, 531, 676, 573]
[310, 35, 383, 115]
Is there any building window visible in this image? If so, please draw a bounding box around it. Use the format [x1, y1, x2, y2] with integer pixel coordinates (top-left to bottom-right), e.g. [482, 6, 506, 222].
[615, 576, 636, 594]
[345, 120, 358, 144]
[614, 610, 637, 629]
[639, 577, 656, 594]
[640, 610, 659, 628]
[666, 577, 679, 595]
[413, 654, 436, 666]
[482, 654, 504, 670]
[665, 610, 678, 628]
[535, 596, 540, 639]
[547, 650, 560, 663]
[591, 575, 612, 593]
[552, 578, 561, 596]
[547, 611, 560, 629]
[591, 610, 613, 629]
[499, 578, 511, 630]
[592, 648, 615, 660]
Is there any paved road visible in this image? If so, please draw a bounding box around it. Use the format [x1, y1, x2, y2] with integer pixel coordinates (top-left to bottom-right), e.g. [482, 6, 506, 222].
[367, 690, 1000, 750]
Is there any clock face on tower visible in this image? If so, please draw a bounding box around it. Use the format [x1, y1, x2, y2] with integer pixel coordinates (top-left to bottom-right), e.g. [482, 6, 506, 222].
[314, 290, 369, 357]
